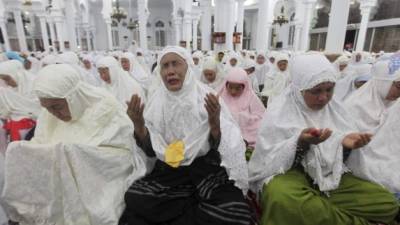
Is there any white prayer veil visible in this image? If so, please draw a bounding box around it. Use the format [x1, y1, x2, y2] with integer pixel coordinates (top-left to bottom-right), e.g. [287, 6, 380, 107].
[143, 46, 248, 192]
[249, 53, 357, 193]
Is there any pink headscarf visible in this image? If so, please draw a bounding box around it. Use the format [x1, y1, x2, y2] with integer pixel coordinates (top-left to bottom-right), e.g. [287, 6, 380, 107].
[219, 68, 265, 147]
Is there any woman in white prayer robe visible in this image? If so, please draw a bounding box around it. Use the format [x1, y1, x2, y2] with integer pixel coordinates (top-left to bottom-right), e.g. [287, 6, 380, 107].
[344, 60, 400, 133]
[200, 57, 225, 91]
[120, 46, 250, 225]
[192, 51, 204, 79]
[0, 60, 41, 142]
[1, 64, 146, 225]
[58, 52, 99, 85]
[120, 52, 151, 92]
[248, 53, 398, 225]
[81, 54, 102, 86]
[255, 52, 270, 92]
[96, 56, 145, 104]
[261, 53, 291, 105]
[333, 55, 354, 80]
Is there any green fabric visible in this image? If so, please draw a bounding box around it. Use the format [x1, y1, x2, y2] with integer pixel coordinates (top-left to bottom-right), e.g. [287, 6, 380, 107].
[261, 168, 399, 225]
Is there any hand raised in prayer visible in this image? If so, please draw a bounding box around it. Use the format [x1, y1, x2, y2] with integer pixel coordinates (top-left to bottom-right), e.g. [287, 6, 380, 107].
[127, 94, 147, 139]
[204, 93, 221, 140]
[299, 128, 332, 147]
[342, 133, 372, 150]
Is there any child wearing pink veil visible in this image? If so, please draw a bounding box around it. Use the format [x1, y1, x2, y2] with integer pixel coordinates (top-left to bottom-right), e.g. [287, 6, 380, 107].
[219, 68, 265, 150]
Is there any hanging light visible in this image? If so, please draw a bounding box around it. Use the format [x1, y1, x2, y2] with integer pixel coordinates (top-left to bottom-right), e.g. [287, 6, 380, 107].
[111, 0, 127, 23]
[23, 0, 32, 6]
[127, 18, 138, 30]
[272, 6, 289, 26]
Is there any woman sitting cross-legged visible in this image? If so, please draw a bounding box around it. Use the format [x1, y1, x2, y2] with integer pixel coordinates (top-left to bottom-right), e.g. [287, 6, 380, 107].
[120, 46, 250, 225]
[248, 53, 399, 225]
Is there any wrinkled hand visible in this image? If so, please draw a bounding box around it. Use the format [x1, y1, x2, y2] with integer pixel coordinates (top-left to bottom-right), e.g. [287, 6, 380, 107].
[342, 133, 372, 150]
[127, 94, 146, 137]
[204, 93, 221, 139]
[299, 128, 332, 146]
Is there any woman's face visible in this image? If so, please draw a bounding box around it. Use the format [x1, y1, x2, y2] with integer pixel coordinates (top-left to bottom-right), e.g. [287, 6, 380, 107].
[98, 67, 111, 84]
[0, 74, 17, 87]
[386, 81, 400, 101]
[354, 80, 367, 89]
[303, 82, 335, 110]
[226, 82, 245, 97]
[160, 53, 188, 92]
[40, 98, 72, 122]
[339, 64, 347, 72]
[193, 57, 200, 65]
[120, 57, 131, 72]
[256, 55, 266, 65]
[277, 60, 288, 72]
[203, 69, 216, 83]
[230, 58, 238, 66]
[83, 60, 91, 70]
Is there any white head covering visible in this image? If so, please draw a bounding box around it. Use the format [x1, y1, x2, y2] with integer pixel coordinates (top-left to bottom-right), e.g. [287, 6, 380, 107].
[96, 56, 144, 103]
[2, 64, 146, 224]
[200, 57, 224, 90]
[0, 60, 34, 97]
[249, 53, 357, 192]
[40, 54, 58, 68]
[27, 56, 40, 74]
[347, 99, 400, 193]
[344, 60, 400, 132]
[261, 53, 291, 100]
[120, 52, 150, 90]
[143, 46, 248, 192]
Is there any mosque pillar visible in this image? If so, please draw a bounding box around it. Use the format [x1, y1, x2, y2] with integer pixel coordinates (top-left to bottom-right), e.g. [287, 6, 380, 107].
[91, 27, 97, 51]
[355, 0, 376, 52]
[172, 17, 182, 45]
[0, 16, 11, 51]
[53, 12, 65, 52]
[137, 0, 149, 50]
[47, 17, 57, 47]
[183, 15, 192, 51]
[84, 25, 92, 51]
[325, 0, 351, 53]
[103, 17, 113, 50]
[225, 0, 235, 51]
[37, 14, 50, 52]
[12, 9, 28, 52]
[299, 0, 317, 51]
[192, 16, 200, 50]
[293, 23, 302, 51]
[75, 22, 81, 49]
[256, 0, 272, 51]
[236, 0, 245, 51]
[64, 1, 78, 51]
[199, 0, 212, 50]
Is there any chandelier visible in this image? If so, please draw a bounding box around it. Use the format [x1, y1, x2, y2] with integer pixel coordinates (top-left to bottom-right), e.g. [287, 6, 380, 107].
[23, 0, 32, 6]
[127, 18, 138, 30]
[111, 0, 127, 23]
[273, 6, 289, 26]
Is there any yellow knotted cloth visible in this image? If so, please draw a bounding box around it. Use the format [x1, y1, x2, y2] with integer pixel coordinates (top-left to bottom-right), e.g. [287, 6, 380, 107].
[165, 140, 185, 168]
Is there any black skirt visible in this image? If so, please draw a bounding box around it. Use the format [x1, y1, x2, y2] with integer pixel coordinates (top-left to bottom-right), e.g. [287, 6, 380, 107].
[120, 149, 250, 225]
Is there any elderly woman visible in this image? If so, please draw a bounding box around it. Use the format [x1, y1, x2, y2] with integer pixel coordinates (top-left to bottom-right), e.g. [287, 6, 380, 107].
[334, 64, 372, 102]
[200, 57, 224, 90]
[248, 53, 398, 225]
[121, 46, 250, 225]
[2, 64, 146, 225]
[120, 52, 151, 92]
[97, 56, 145, 103]
[344, 59, 400, 132]
[261, 52, 291, 105]
[0, 60, 40, 142]
[219, 68, 265, 149]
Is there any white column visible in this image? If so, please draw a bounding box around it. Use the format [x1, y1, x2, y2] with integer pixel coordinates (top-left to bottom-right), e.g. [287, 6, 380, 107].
[173, 17, 182, 45]
[54, 16, 65, 52]
[183, 15, 192, 51]
[293, 23, 302, 50]
[76, 24, 81, 49]
[256, 0, 272, 51]
[38, 15, 50, 52]
[48, 18, 57, 47]
[0, 16, 11, 51]
[64, 2, 78, 51]
[225, 0, 235, 51]
[299, 0, 317, 51]
[200, 0, 212, 50]
[236, 0, 245, 51]
[137, 0, 148, 49]
[325, 0, 351, 53]
[12, 9, 28, 52]
[104, 17, 113, 50]
[192, 18, 199, 50]
[85, 27, 92, 51]
[91, 27, 97, 51]
[355, 0, 376, 52]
